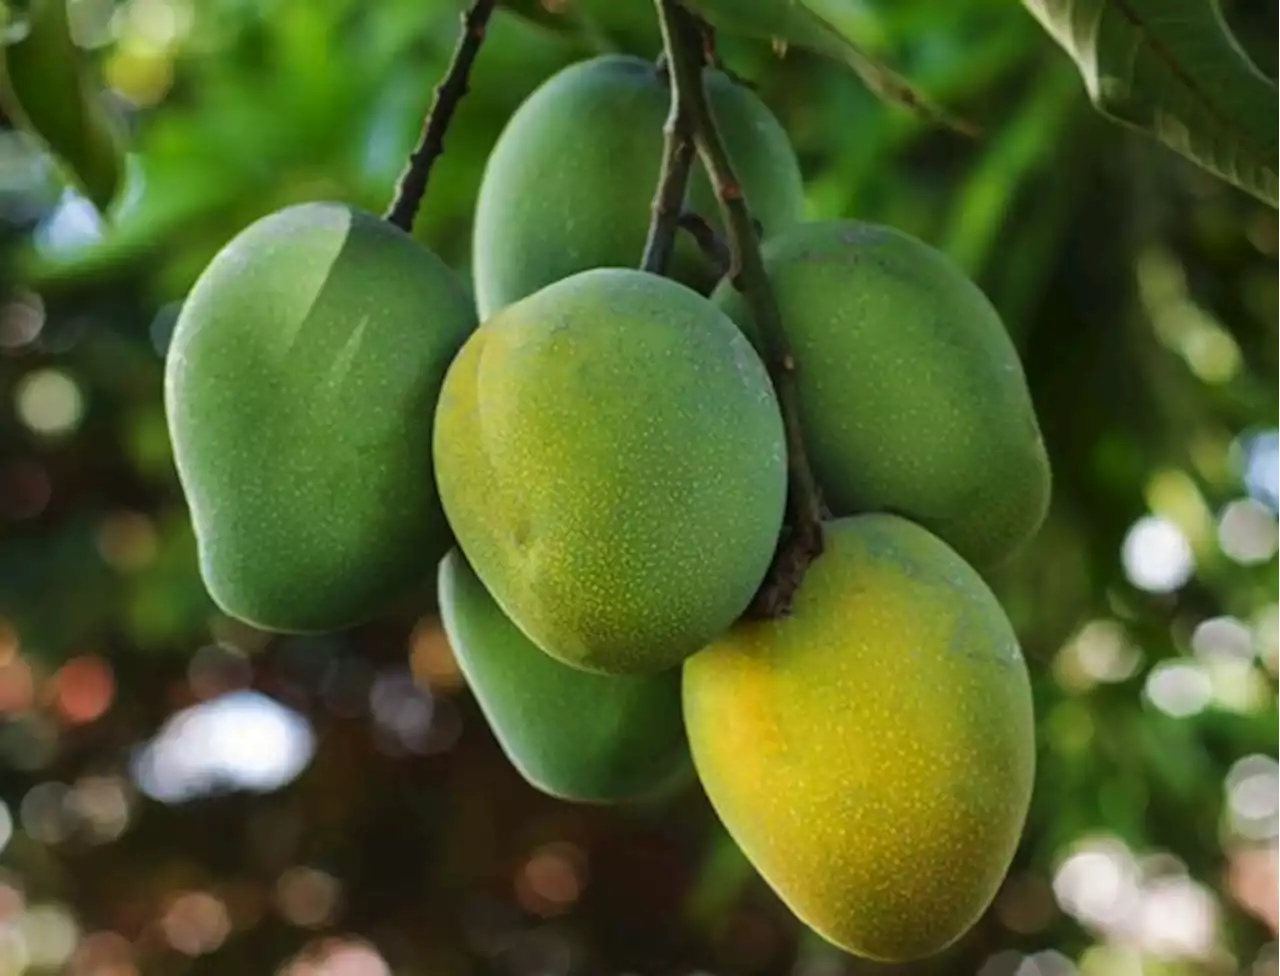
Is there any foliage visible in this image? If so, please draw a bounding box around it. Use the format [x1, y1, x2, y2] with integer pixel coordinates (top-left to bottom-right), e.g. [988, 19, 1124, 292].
[0, 0, 1275, 974]
[1023, 0, 1278, 206]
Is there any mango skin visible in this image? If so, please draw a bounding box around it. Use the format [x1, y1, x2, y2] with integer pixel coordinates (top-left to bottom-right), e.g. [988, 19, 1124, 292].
[165, 202, 476, 632]
[433, 267, 787, 675]
[439, 548, 688, 803]
[472, 54, 805, 318]
[713, 221, 1051, 569]
[684, 514, 1035, 962]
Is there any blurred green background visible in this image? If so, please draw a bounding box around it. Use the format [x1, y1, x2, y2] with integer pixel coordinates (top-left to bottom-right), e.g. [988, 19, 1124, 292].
[0, 0, 1276, 973]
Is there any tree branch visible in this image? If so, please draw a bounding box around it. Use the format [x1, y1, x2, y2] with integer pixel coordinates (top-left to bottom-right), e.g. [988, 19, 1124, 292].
[640, 56, 698, 274]
[384, 0, 495, 233]
[653, 0, 825, 617]
[677, 210, 730, 278]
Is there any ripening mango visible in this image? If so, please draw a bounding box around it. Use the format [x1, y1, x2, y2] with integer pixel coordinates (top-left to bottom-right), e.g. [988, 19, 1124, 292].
[684, 514, 1035, 961]
[433, 267, 787, 675]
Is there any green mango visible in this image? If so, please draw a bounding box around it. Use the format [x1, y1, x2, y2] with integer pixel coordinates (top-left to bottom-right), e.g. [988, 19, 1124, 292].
[471, 53, 805, 318]
[433, 267, 787, 675]
[713, 220, 1051, 568]
[684, 514, 1035, 961]
[165, 202, 476, 632]
[439, 548, 688, 803]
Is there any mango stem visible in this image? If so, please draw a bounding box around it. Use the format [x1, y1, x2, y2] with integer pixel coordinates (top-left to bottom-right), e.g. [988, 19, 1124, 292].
[640, 55, 698, 274]
[652, 0, 825, 617]
[385, 0, 495, 233]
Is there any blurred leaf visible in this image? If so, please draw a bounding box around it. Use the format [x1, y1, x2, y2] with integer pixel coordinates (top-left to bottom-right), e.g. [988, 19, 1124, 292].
[1022, 0, 1278, 206]
[494, 0, 583, 34]
[942, 63, 1078, 275]
[0, 0, 125, 212]
[682, 0, 978, 134]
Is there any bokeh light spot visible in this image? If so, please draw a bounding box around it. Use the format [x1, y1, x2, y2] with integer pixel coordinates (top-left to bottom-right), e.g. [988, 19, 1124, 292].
[1144, 661, 1212, 717]
[369, 668, 433, 755]
[0, 801, 13, 856]
[96, 511, 159, 572]
[1052, 837, 1141, 930]
[1218, 498, 1278, 565]
[19, 782, 70, 845]
[0, 657, 36, 714]
[276, 866, 342, 929]
[15, 369, 85, 437]
[1055, 619, 1141, 691]
[514, 842, 588, 917]
[19, 903, 80, 969]
[160, 891, 230, 956]
[52, 655, 115, 725]
[1227, 756, 1280, 841]
[34, 191, 105, 256]
[410, 617, 465, 693]
[1121, 515, 1193, 593]
[0, 291, 45, 349]
[1015, 950, 1076, 976]
[1135, 875, 1217, 959]
[68, 775, 131, 843]
[1193, 616, 1254, 661]
[1240, 430, 1279, 512]
[131, 691, 314, 803]
[1228, 844, 1279, 933]
[68, 930, 136, 976]
[279, 937, 391, 976]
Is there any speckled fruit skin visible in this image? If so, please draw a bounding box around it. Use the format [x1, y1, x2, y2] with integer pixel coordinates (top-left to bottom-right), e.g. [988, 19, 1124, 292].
[684, 514, 1035, 962]
[165, 202, 476, 633]
[471, 54, 805, 318]
[438, 548, 689, 802]
[713, 221, 1051, 569]
[433, 267, 787, 675]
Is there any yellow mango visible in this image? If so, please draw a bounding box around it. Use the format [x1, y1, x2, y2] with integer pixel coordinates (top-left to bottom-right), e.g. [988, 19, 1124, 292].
[684, 514, 1035, 961]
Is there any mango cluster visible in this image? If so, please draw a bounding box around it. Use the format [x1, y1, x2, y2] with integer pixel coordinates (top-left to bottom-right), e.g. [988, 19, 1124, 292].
[164, 55, 1048, 963]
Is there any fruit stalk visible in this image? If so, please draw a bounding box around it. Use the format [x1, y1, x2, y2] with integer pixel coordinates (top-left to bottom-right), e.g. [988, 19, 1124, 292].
[384, 0, 496, 232]
[676, 211, 730, 277]
[655, 0, 824, 616]
[639, 56, 698, 274]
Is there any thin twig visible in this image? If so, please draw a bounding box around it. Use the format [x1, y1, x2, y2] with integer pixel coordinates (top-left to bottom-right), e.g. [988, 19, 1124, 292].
[384, 0, 495, 232]
[640, 55, 698, 274]
[654, 0, 825, 617]
[676, 210, 730, 278]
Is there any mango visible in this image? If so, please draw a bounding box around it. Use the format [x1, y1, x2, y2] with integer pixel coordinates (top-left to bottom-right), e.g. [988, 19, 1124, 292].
[439, 548, 688, 802]
[471, 54, 805, 318]
[165, 202, 476, 632]
[684, 514, 1035, 961]
[433, 267, 787, 675]
[713, 220, 1051, 568]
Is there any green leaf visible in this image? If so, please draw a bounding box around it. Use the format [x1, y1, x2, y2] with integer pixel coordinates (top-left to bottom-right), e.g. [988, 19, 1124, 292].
[0, 0, 125, 212]
[1022, 0, 1278, 207]
[680, 0, 977, 135]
